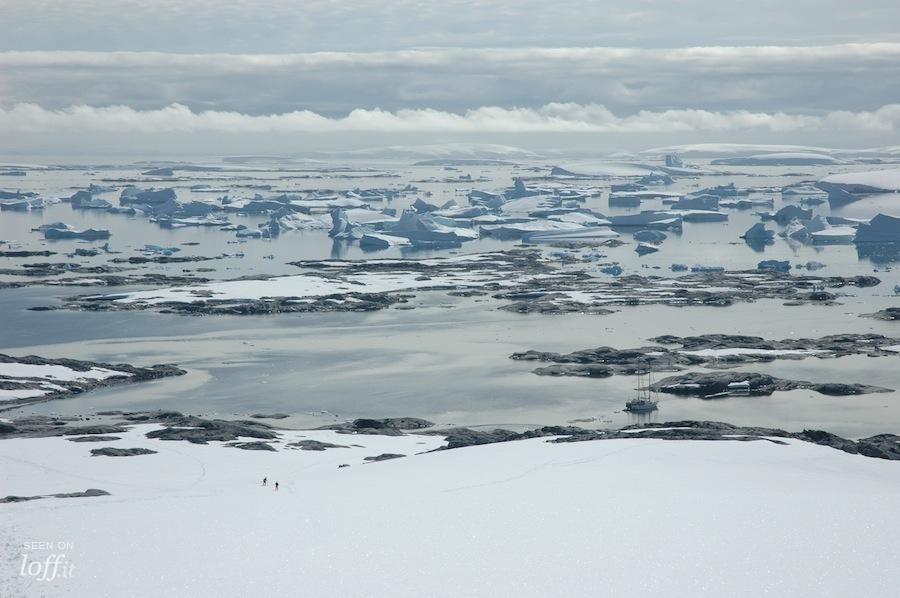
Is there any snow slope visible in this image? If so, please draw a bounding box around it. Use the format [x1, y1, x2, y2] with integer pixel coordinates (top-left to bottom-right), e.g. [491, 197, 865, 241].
[2, 425, 900, 597]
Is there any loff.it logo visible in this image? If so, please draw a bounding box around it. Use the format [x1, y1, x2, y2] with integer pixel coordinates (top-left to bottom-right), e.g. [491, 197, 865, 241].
[20, 541, 75, 582]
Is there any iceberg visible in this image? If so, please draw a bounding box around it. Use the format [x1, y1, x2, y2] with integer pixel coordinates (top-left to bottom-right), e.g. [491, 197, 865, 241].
[781, 219, 810, 242]
[635, 242, 659, 255]
[119, 187, 177, 206]
[671, 194, 719, 211]
[811, 226, 856, 245]
[696, 183, 744, 197]
[481, 220, 583, 240]
[664, 154, 684, 167]
[772, 205, 813, 225]
[548, 212, 611, 226]
[359, 233, 412, 249]
[608, 212, 683, 231]
[633, 230, 667, 243]
[741, 223, 774, 243]
[44, 227, 111, 240]
[383, 210, 478, 244]
[663, 209, 728, 222]
[522, 227, 619, 244]
[855, 214, 900, 244]
[757, 260, 791, 272]
[432, 205, 489, 219]
[69, 190, 112, 210]
[329, 208, 363, 240]
[817, 169, 900, 196]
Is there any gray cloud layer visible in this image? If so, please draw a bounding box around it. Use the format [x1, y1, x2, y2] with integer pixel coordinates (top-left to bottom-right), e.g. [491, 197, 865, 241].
[2, 44, 900, 117]
[4, 0, 900, 53]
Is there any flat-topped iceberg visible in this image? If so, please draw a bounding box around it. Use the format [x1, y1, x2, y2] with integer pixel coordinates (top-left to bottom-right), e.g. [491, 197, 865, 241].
[481, 220, 584, 240]
[817, 169, 900, 197]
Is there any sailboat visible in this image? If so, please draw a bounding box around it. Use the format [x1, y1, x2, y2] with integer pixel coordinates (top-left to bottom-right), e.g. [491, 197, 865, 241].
[624, 364, 659, 413]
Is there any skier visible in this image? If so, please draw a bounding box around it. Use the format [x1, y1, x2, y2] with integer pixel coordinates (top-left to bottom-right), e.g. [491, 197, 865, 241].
[275, 481, 279, 492]
[262, 477, 267, 487]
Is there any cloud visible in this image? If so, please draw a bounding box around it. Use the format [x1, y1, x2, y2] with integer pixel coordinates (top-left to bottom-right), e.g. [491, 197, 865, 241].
[3, 102, 898, 135]
[2, 0, 899, 53]
[2, 45, 899, 118]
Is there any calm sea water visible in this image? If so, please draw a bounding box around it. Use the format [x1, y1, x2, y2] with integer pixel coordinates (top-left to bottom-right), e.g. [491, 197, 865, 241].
[1, 158, 899, 437]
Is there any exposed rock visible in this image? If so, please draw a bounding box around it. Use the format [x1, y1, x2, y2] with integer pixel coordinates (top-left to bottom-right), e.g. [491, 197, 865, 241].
[90, 447, 157, 457]
[363, 453, 406, 462]
[63, 425, 128, 436]
[287, 440, 349, 451]
[67, 435, 122, 442]
[0, 355, 186, 412]
[514, 334, 900, 380]
[867, 307, 900, 321]
[145, 416, 278, 444]
[1, 489, 110, 503]
[651, 371, 890, 398]
[227, 441, 277, 451]
[319, 417, 434, 436]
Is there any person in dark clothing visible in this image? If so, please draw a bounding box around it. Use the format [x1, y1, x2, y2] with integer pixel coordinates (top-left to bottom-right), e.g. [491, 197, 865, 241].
[274, 482, 279, 491]
[262, 477, 267, 486]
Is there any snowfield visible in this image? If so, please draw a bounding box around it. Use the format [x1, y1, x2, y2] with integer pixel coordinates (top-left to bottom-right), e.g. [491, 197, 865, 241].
[2, 425, 900, 597]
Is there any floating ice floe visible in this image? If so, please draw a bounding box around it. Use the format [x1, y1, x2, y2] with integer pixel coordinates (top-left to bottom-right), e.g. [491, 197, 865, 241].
[758, 260, 791, 272]
[522, 227, 619, 244]
[633, 229, 667, 243]
[359, 233, 412, 249]
[44, 226, 111, 240]
[635, 242, 659, 255]
[547, 212, 611, 226]
[771, 205, 813, 225]
[608, 212, 682, 230]
[811, 226, 857, 245]
[663, 209, 728, 223]
[670, 194, 719, 211]
[741, 223, 774, 244]
[481, 220, 584, 240]
[382, 210, 479, 246]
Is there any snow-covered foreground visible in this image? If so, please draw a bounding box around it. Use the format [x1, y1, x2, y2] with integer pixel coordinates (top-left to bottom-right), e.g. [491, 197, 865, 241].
[2, 426, 900, 597]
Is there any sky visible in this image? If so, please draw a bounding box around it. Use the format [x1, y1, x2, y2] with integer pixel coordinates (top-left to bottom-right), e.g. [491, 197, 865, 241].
[1, 0, 899, 156]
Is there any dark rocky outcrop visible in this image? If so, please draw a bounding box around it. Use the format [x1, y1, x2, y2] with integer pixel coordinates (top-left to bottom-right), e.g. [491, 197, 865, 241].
[0, 355, 186, 412]
[145, 416, 278, 444]
[227, 441, 277, 451]
[319, 417, 434, 436]
[651, 371, 890, 398]
[90, 447, 157, 457]
[513, 333, 900, 381]
[868, 308, 900, 321]
[1, 489, 110, 503]
[67, 435, 122, 442]
[286, 440, 349, 451]
[423, 420, 900, 461]
[63, 425, 128, 436]
[363, 453, 406, 462]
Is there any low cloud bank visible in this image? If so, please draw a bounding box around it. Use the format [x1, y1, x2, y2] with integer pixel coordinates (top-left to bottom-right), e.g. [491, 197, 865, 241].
[3, 102, 899, 134]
